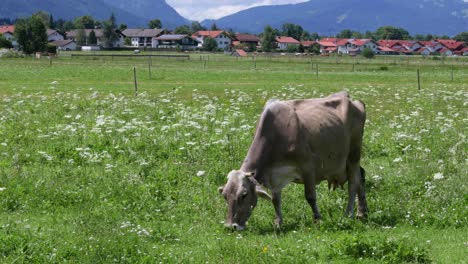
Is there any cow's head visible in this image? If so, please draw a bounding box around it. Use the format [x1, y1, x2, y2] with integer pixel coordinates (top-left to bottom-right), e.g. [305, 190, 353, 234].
[218, 170, 271, 231]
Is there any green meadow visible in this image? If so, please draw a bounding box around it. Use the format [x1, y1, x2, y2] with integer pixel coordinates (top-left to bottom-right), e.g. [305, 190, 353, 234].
[0, 52, 467, 263]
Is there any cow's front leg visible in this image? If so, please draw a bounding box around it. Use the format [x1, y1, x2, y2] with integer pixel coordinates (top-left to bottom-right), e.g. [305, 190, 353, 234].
[272, 191, 283, 226]
[304, 181, 321, 220]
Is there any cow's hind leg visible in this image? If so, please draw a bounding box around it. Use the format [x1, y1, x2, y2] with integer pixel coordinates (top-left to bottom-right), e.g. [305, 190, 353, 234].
[304, 175, 321, 221]
[345, 163, 360, 217]
[357, 166, 368, 218]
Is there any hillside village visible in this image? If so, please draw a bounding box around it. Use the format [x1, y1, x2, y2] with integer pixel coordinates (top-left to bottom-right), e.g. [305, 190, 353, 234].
[1, 24, 467, 57]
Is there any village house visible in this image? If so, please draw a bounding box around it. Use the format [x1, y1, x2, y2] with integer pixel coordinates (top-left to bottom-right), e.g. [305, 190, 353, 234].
[191, 30, 232, 50]
[153, 34, 199, 49]
[418, 41, 444, 53]
[51, 39, 76, 51]
[437, 39, 465, 54]
[0, 25, 17, 47]
[47, 29, 64, 42]
[232, 49, 248, 57]
[233, 33, 260, 47]
[122, 28, 168, 48]
[300, 40, 316, 49]
[66, 29, 125, 48]
[347, 39, 379, 55]
[276, 36, 300, 50]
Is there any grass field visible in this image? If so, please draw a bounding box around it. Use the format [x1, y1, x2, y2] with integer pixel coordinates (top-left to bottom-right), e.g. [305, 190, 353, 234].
[0, 52, 467, 263]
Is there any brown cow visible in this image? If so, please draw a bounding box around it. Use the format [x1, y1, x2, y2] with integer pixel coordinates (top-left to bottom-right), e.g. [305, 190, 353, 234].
[218, 92, 368, 230]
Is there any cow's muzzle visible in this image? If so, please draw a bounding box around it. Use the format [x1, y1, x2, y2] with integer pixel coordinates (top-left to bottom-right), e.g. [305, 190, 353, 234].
[225, 223, 245, 231]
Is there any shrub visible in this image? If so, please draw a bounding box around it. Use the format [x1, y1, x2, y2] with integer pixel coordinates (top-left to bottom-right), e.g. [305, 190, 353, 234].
[362, 47, 375, 59]
[0, 35, 13, 49]
[47, 43, 57, 54]
[379, 66, 389, 71]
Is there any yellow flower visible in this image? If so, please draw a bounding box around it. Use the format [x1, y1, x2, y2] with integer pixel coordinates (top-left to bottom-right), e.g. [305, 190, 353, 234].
[262, 246, 268, 254]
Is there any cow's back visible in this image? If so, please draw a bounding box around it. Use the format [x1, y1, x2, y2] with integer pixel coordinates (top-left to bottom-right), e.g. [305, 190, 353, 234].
[287, 94, 365, 182]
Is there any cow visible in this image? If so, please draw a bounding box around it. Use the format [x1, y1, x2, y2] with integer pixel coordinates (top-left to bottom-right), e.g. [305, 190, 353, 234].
[218, 91, 368, 231]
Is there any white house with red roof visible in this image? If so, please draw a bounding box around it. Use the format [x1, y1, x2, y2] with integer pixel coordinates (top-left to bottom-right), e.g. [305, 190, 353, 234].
[419, 41, 444, 53]
[0, 25, 17, 47]
[192, 30, 232, 50]
[275, 36, 300, 50]
[436, 39, 465, 53]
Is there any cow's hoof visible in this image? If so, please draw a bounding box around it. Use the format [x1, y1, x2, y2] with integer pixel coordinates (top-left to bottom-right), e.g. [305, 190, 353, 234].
[274, 218, 283, 227]
[357, 212, 368, 220]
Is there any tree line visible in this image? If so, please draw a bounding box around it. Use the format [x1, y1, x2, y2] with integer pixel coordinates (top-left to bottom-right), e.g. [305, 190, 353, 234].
[1, 11, 467, 54]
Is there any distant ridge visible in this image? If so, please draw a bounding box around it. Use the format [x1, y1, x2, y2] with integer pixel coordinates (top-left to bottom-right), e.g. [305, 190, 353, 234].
[0, 0, 188, 28]
[202, 0, 468, 36]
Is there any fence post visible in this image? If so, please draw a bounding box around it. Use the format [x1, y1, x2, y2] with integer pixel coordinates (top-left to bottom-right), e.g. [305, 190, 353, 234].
[417, 69, 421, 91]
[451, 64, 454, 81]
[148, 56, 152, 79]
[316, 63, 319, 80]
[134, 67, 138, 96]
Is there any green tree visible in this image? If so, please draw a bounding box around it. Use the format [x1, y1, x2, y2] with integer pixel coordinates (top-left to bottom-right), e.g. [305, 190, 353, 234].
[124, 37, 131, 46]
[281, 23, 303, 41]
[0, 35, 13, 49]
[336, 29, 352, 38]
[76, 27, 87, 45]
[309, 32, 320, 41]
[364, 31, 375, 40]
[210, 23, 218, 30]
[246, 42, 256, 52]
[298, 44, 304, 53]
[202, 37, 217, 51]
[15, 16, 48, 54]
[362, 47, 375, 59]
[74, 16, 95, 29]
[118, 24, 127, 31]
[424, 34, 434, 41]
[261, 25, 276, 52]
[56, 19, 74, 32]
[309, 43, 320, 55]
[174, 25, 191, 34]
[102, 13, 119, 48]
[148, 19, 162, 29]
[351, 31, 363, 39]
[454, 32, 468, 42]
[191, 21, 205, 32]
[32, 11, 50, 27]
[49, 14, 55, 29]
[375, 26, 410, 40]
[413, 34, 425, 41]
[88, 30, 97, 45]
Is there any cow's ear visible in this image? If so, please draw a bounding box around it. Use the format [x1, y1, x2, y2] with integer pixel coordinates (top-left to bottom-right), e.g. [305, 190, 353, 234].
[256, 185, 271, 200]
[218, 186, 224, 195]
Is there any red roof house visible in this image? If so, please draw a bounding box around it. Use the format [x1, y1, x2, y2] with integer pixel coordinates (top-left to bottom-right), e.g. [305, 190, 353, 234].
[275, 36, 300, 50]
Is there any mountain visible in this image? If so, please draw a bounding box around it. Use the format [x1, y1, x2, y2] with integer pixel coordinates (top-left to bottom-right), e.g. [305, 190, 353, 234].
[102, 0, 188, 28]
[203, 0, 468, 36]
[0, 0, 188, 28]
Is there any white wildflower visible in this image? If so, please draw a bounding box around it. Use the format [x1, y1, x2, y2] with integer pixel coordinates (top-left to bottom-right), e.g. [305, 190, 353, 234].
[393, 157, 402, 163]
[433, 172, 444, 180]
[196, 171, 205, 177]
[0, 187, 6, 192]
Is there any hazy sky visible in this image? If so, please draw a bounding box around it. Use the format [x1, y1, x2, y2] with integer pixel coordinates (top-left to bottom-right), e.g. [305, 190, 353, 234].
[165, 0, 308, 21]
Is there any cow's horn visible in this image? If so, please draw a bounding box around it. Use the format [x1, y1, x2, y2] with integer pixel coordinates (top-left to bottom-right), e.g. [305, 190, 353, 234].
[244, 172, 255, 177]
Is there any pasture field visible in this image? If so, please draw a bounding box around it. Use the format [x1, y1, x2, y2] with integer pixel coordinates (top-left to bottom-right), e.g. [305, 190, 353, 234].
[0, 52, 467, 263]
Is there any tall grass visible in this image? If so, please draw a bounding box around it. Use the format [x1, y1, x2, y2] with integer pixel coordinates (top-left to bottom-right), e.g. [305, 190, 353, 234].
[0, 54, 466, 262]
